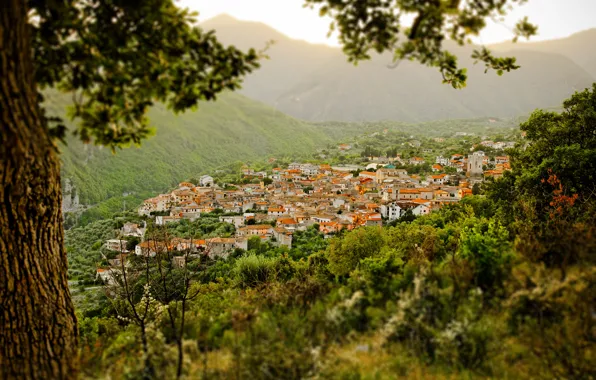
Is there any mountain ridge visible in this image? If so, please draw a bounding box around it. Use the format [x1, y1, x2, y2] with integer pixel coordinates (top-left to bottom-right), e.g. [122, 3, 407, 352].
[201, 15, 596, 122]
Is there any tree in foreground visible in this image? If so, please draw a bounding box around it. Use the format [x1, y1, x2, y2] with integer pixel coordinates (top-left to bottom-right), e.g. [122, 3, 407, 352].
[0, 1, 258, 378]
[1, 0, 534, 377]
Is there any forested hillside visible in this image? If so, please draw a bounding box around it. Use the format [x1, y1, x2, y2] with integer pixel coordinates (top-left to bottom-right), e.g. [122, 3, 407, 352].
[71, 87, 596, 379]
[202, 15, 596, 122]
[44, 91, 330, 210]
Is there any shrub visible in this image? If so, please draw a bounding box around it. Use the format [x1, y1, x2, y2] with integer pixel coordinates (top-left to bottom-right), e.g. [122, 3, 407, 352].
[326, 227, 384, 277]
[233, 254, 275, 287]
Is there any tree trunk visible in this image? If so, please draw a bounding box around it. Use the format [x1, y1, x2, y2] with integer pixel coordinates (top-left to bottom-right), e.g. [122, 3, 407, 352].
[0, 1, 79, 378]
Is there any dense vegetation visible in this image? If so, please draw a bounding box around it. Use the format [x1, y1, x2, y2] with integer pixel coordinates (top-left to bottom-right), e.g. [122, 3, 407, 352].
[70, 87, 596, 379]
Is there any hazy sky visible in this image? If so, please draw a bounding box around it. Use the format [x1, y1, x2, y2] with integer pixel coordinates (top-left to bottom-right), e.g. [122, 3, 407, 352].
[179, 0, 596, 45]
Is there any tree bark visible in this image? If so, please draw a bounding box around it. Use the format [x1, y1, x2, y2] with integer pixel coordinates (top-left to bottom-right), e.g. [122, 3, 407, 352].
[0, 1, 79, 378]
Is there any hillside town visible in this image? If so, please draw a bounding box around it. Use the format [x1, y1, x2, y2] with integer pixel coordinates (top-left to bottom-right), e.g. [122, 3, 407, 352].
[119, 150, 508, 252]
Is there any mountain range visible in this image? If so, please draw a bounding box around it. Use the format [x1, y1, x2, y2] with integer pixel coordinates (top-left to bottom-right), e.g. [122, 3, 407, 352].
[201, 14, 596, 122]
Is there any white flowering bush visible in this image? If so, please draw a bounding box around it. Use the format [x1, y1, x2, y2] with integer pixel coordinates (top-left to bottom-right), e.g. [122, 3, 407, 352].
[380, 268, 494, 369]
[326, 290, 367, 335]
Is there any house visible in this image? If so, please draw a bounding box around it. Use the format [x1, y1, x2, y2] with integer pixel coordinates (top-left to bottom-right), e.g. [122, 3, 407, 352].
[436, 156, 449, 166]
[235, 238, 248, 251]
[411, 199, 431, 216]
[429, 174, 448, 185]
[206, 238, 237, 259]
[312, 215, 334, 223]
[365, 213, 383, 226]
[108, 253, 128, 268]
[268, 206, 285, 217]
[171, 205, 202, 221]
[178, 182, 195, 189]
[319, 221, 343, 234]
[96, 268, 121, 285]
[175, 239, 206, 252]
[359, 171, 377, 180]
[241, 166, 254, 176]
[138, 194, 172, 215]
[172, 189, 195, 204]
[397, 188, 420, 200]
[237, 224, 273, 237]
[121, 222, 145, 238]
[409, 157, 425, 165]
[380, 203, 402, 221]
[319, 164, 333, 174]
[434, 189, 451, 199]
[457, 188, 473, 199]
[376, 168, 407, 182]
[105, 239, 128, 253]
[432, 164, 443, 172]
[484, 170, 504, 180]
[277, 218, 298, 230]
[272, 228, 293, 248]
[419, 188, 435, 200]
[495, 156, 509, 164]
[199, 175, 214, 187]
[219, 215, 245, 228]
[254, 201, 269, 211]
[172, 256, 187, 268]
[135, 240, 171, 257]
[301, 164, 319, 177]
[155, 215, 183, 225]
[338, 144, 352, 151]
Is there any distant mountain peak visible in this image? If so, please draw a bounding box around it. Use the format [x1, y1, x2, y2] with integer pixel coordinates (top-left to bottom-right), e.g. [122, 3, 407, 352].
[201, 13, 239, 25]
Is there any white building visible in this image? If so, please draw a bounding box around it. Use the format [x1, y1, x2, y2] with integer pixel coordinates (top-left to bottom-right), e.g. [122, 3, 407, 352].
[121, 222, 146, 238]
[105, 239, 128, 252]
[199, 175, 214, 187]
[301, 164, 319, 177]
[436, 156, 449, 165]
[380, 203, 402, 221]
[412, 203, 431, 216]
[155, 215, 183, 225]
[138, 194, 172, 216]
[219, 215, 245, 228]
[96, 268, 121, 286]
[467, 152, 485, 175]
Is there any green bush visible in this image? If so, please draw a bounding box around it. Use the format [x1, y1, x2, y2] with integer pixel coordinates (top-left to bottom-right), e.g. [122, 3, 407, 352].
[233, 254, 275, 288]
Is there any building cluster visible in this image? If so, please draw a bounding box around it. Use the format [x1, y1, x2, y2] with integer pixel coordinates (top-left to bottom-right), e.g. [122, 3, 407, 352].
[95, 130, 516, 285]
[134, 153, 509, 248]
[435, 151, 511, 178]
[98, 150, 512, 282]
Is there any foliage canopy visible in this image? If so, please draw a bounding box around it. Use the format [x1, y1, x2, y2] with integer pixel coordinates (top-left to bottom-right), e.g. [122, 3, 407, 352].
[305, 0, 537, 88]
[32, 0, 259, 148]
